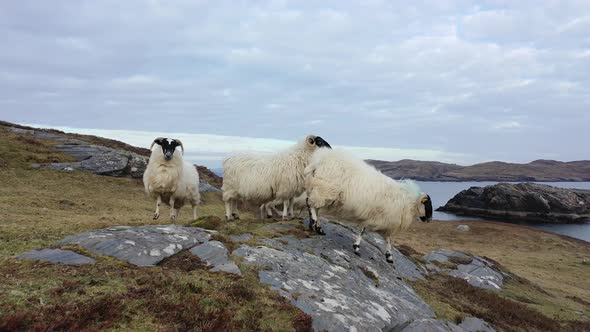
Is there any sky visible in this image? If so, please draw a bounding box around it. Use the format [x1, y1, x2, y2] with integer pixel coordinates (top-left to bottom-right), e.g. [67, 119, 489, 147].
[1, 1, 589, 168]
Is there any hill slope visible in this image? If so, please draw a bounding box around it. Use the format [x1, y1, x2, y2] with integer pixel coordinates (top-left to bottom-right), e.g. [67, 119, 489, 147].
[366, 159, 590, 182]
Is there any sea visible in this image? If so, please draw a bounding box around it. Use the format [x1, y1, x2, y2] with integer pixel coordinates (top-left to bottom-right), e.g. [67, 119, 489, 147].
[417, 181, 590, 243]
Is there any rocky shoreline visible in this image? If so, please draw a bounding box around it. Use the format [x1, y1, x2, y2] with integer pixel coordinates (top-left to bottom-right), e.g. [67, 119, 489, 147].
[438, 182, 590, 224]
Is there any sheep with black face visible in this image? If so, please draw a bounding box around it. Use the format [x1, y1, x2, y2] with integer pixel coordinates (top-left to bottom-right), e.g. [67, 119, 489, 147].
[304, 148, 432, 263]
[222, 134, 331, 221]
[143, 137, 200, 221]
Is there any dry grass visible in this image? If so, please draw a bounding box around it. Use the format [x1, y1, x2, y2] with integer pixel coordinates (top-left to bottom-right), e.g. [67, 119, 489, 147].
[399, 220, 590, 322]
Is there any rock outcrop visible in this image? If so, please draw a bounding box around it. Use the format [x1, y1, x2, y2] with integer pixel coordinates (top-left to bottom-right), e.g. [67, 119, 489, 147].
[438, 183, 590, 224]
[17, 220, 499, 331]
[424, 249, 505, 291]
[59, 225, 212, 266]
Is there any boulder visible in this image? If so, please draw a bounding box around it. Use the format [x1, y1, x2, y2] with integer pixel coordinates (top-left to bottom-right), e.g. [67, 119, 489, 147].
[190, 241, 241, 276]
[438, 183, 590, 224]
[423, 249, 504, 291]
[59, 225, 211, 266]
[234, 219, 433, 332]
[456, 225, 470, 232]
[458, 317, 496, 332]
[17, 249, 96, 265]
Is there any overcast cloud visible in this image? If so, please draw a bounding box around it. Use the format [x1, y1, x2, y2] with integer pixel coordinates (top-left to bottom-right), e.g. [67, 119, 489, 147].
[1, 1, 589, 167]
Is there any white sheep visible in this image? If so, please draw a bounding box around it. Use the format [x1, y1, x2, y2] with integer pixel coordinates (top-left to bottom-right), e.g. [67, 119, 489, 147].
[304, 148, 432, 263]
[143, 137, 201, 221]
[222, 135, 331, 221]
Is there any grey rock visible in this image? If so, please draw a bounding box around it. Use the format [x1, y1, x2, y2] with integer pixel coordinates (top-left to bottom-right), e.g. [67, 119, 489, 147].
[229, 233, 253, 242]
[190, 240, 241, 276]
[458, 317, 495, 332]
[401, 318, 465, 332]
[424, 250, 504, 290]
[424, 249, 471, 263]
[59, 225, 210, 266]
[438, 182, 590, 224]
[199, 180, 222, 193]
[17, 249, 96, 265]
[234, 218, 431, 332]
[456, 225, 470, 232]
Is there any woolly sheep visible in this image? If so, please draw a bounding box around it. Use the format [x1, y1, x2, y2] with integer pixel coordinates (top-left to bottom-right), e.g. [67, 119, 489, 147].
[304, 148, 432, 263]
[222, 135, 331, 221]
[143, 137, 201, 221]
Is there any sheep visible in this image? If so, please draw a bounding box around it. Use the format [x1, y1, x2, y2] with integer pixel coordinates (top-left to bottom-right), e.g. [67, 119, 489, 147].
[222, 135, 331, 221]
[304, 148, 432, 263]
[143, 137, 201, 221]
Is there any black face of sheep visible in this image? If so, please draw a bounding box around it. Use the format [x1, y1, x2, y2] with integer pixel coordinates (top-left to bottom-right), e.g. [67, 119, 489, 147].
[152, 137, 184, 161]
[314, 136, 332, 149]
[419, 194, 433, 222]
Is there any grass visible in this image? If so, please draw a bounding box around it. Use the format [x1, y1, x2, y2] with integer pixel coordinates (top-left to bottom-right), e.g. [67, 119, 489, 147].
[399, 220, 590, 325]
[0, 126, 311, 331]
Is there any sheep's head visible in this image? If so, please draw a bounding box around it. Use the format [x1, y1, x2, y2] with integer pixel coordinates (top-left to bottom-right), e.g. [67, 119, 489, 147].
[150, 137, 184, 161]
[417, 193, 433, 223]
[305, 134, 332, 150]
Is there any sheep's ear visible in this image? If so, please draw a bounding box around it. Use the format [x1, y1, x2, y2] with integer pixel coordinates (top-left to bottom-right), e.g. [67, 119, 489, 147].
[175, 139, 184, 155]
[150, 137, 164, 150]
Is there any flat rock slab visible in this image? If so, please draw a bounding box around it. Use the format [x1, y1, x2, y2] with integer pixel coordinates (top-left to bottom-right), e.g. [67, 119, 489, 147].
[59, 225, 211, 266]
[190, 241, 241, 276]
[234, 219, 434, 332]
[17, 249, 96, 265]
[424, 249, 504, 291]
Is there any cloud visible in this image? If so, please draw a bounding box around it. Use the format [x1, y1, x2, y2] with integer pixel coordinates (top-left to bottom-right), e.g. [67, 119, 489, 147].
[1, 1, 589, 164]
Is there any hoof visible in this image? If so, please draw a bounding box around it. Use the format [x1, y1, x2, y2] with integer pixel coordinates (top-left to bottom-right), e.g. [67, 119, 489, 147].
[232, 213, 240, 220]
[307, 218, 316, 231]
[385, 253, 394, 264]
[353, 244, 360, 255]
[354, 251, 361, 257]
[153, 213, 160, 220]
[314, 226, 325, 235]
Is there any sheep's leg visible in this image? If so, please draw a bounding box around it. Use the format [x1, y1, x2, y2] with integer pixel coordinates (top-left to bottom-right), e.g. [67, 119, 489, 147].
[385, 236, 394, 263]
[288, 198, 295, 219]
[353, 227, 366, 256]
[310, 207, 325, 235]
[225, 200, 233, 221]
[306, 197, 315, 230]
[281, 200, 290, 221]
[259, 204, 266, 220]
[153, 195, 161, 220]
[192, 204, 198, 220]
[231, 200, 240, 220]
[169, 197, 177, 221]
[266, 204, 274, 219]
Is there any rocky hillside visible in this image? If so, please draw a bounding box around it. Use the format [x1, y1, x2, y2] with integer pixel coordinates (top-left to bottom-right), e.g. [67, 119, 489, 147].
[438, 183, 590, 224]
[0, 121, 223, 187]
[366, 159, 590, 182]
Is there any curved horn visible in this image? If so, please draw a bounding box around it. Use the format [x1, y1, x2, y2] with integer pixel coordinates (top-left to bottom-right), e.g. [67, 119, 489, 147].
[150, 137, 164, 150]
[176, 139, 184, 155]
